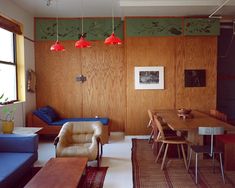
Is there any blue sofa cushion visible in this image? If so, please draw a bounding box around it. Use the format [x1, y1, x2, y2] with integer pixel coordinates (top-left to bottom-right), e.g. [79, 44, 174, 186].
[33, 106, 60, 123]
[50, 117, 109, 126]
[0, 152, 37, 188]
[0, 134, 38, 153]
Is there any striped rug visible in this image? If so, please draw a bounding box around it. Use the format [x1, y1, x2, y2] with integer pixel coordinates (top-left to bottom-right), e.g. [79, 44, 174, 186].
[132, 139, 235, 188]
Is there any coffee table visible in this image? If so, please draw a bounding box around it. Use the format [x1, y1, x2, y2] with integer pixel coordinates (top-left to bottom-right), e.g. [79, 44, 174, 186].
[25, 157, 88, 188]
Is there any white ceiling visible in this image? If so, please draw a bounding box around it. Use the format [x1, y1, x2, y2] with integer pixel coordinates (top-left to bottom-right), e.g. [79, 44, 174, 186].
[11, 0, 235, 18]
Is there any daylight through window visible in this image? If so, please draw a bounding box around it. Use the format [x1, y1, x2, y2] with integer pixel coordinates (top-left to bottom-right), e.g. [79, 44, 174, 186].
[0, 27, 17, 102]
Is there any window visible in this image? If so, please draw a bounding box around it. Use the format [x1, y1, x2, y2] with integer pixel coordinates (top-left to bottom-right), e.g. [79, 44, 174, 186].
[0, 27, 17, 102]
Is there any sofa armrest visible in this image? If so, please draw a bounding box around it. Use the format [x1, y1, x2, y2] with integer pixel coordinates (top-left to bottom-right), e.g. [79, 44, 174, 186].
[0, 134, 38, 153]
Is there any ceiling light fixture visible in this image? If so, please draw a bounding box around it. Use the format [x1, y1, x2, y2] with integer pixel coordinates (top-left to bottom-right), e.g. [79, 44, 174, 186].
[104, 0, 122, 45]
[50, 0, 65, 51]
[75, 0, 91, 48]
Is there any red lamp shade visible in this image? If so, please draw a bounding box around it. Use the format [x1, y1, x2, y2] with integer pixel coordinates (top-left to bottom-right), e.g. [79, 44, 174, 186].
[75, 36, 91, 48]
[104, 33, 122, 45]
[50, 41, 65, 51]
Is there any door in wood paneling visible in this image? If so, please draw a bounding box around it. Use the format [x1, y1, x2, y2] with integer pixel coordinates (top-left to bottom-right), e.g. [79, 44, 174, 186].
[35, 41, 83, 118]
[81, 41, 126, 132]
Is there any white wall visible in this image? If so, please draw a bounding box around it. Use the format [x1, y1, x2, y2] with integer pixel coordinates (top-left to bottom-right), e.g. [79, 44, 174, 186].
[0, 0, 36, 127]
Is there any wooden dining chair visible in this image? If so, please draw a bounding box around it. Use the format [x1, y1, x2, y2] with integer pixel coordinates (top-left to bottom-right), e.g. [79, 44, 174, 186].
[153, 115, 188, 170]
[210, 109, 227, 122]
[147, 109, 155, 143]
[147, 109, 173, 143]
[187, 127, 225, 184]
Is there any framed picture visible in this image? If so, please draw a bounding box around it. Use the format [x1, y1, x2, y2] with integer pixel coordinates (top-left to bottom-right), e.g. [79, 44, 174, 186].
[184, 69, 206, 87]
[134, 66, 164, 89]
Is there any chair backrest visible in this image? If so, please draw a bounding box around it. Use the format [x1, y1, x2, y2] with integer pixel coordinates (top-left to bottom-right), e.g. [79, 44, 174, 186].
[198, 127, 224, 156]
[210, 109, 227, 122]
[153, 115, 166, 140]
[58, 121, 102, 144]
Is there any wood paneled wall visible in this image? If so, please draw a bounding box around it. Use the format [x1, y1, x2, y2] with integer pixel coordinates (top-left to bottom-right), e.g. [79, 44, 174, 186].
[35, 36, 217, 134]
[126, 36, 217, 134]
[35, 41, 125, 131]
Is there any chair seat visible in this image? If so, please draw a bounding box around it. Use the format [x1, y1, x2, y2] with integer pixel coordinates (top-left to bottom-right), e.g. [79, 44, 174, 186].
[156, 136, 186, 144]
[60, 143, 97, 160]
[191, 145, 222, 154]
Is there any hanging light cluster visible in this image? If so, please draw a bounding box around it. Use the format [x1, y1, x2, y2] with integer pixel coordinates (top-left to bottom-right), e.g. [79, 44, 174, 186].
[50, 0, 122, 52]
[75, 0, 91, 49]
[50, 0, 65, 52]
[104, 0, 122, 45]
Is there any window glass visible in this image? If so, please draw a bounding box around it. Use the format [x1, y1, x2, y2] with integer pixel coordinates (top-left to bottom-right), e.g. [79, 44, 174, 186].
[0, 27, 17, 102]
[0, 64, 16, 101]
[0, 28, 14, 63]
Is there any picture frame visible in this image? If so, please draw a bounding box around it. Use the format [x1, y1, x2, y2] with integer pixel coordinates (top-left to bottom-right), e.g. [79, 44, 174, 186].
[184, 69, 206, 87]
[134, 66, 164, 90]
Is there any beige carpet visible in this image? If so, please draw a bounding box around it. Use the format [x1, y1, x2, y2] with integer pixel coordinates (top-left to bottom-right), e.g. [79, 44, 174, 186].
[132, 139, 235, 188]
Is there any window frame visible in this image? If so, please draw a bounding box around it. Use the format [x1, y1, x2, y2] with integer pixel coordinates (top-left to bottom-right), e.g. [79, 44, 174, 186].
[0, 31, 18, 104]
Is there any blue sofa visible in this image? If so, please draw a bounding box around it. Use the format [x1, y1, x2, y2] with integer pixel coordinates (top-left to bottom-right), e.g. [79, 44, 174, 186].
[0, 134, 38, 188]
[27, 106, 110, 143]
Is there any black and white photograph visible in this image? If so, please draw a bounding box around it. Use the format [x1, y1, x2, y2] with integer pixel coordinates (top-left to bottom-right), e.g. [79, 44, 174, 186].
[135, 66, 164, 89]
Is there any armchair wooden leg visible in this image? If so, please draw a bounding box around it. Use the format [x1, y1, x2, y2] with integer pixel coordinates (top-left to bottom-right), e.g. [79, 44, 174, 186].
[100, 144, 103, 157]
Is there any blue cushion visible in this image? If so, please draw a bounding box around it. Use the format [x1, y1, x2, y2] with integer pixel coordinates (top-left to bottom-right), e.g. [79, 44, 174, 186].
[33, 106, 60, 123]
[50, 117, 109, 126]
[0, 152, 37, 188]
[0, 134, 38, 153]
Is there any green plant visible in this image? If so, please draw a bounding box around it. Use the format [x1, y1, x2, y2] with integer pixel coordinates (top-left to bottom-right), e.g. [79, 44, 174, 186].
[0, 93, 16, 121]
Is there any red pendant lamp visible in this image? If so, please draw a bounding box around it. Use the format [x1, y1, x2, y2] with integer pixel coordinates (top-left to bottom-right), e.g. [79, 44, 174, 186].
[75, 36, 91, 48]
[104, 1, 122, 45]
[50, 0, 65, 52]
[75, 0, 91, 48]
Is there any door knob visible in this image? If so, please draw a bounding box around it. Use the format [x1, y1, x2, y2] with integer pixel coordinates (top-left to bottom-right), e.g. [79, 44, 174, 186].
[76, 75, 87, 83]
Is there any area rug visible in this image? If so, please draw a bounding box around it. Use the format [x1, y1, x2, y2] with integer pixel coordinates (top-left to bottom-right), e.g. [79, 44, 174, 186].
[78, 166, 108, 188]
[17, 166, 108, 188]
[132, 138, 235, 188]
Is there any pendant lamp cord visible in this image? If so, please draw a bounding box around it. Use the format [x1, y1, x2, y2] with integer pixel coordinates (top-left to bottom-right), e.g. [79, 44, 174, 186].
[81, 0, 84, 35]
[56, 0, 59, 41]
[112, 0, 114, 33]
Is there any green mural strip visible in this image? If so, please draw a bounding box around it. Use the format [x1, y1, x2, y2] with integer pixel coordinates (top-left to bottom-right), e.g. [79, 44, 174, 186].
[35, 17, 220, 40]
[35, 18, 123, 41]
[126, 18, 183, 37]
[184, 18, 220, 36]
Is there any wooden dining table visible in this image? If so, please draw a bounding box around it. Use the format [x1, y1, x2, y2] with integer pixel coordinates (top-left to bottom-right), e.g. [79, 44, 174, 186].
[156, 110, 235, 145]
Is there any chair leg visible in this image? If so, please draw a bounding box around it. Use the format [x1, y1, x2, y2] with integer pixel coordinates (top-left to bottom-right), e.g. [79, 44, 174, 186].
[187, 148, 192, 171]
[181, 144, 187, 169]
[161, 143, 169, 170]
[148, 129, 154, 143]
[155, 142, 164, 163]
[195, 153, 198, 184]
[100, 144, 103, 158]
[212, 152, 215, 173]
[219, 153, 225, 184]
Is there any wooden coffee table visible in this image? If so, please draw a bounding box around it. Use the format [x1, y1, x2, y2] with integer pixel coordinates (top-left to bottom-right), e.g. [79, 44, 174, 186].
[25, 157, 88, 188]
